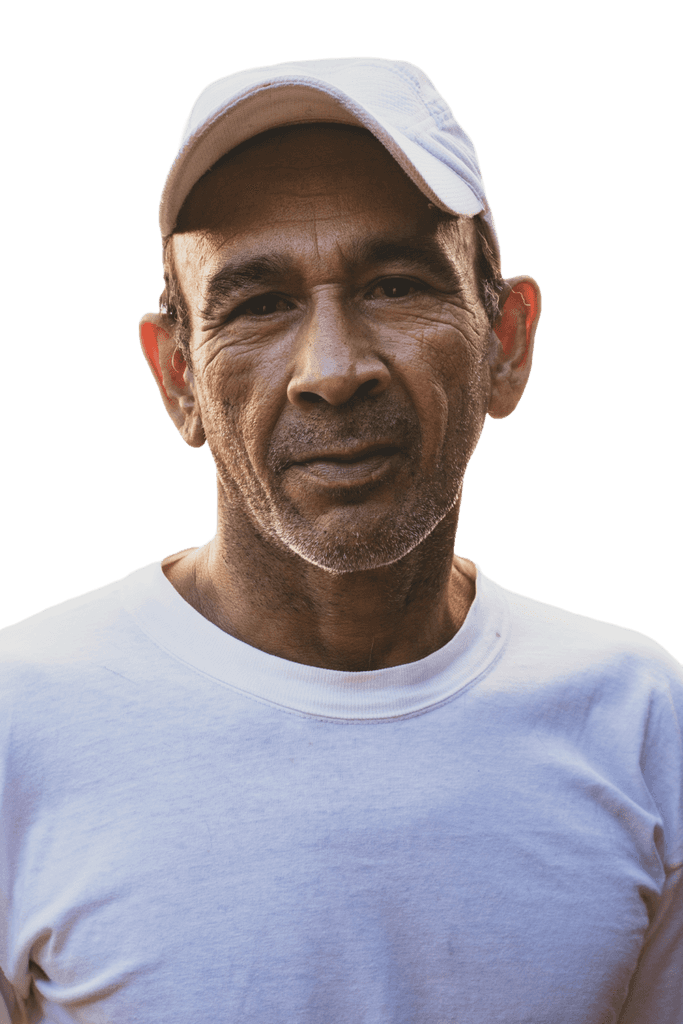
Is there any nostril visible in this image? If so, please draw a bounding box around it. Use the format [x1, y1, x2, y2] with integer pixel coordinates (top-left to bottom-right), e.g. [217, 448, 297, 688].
[356, 379, 380, 398]
[299, 391, 324, 404]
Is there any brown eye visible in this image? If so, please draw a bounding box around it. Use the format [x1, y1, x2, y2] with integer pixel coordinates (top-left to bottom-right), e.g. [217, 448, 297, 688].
[241, 294, 294, 317]
[369, 278, 422, 299]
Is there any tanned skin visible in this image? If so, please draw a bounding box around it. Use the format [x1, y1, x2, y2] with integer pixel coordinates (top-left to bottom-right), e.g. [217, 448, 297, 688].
[139, 126, 540, 671]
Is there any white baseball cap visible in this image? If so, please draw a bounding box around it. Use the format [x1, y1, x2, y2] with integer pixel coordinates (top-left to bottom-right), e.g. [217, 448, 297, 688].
[160, 57, 498, 255]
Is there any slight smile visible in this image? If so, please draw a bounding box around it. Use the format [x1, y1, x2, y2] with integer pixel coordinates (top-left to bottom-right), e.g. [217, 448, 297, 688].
[289, 445, 403, 488]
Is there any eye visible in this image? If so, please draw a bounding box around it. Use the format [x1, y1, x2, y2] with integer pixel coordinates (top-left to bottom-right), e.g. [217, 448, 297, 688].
[367, 277, 424, 300]
[237, 293, 295, 318]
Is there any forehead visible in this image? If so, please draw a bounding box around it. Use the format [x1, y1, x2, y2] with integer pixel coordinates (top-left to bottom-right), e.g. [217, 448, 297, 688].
[172, 125, 478, 289]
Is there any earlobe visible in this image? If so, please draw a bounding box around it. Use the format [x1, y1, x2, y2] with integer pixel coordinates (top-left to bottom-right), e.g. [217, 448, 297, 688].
[488, 276, 541, 419]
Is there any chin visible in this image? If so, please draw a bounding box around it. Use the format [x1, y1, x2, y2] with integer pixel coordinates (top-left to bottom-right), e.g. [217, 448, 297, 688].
[272, 494, 456, 574]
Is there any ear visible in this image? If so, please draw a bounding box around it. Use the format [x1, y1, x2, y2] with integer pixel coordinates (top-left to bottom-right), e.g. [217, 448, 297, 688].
[139, 313, 205, 447]
[487, 276, 541, 419]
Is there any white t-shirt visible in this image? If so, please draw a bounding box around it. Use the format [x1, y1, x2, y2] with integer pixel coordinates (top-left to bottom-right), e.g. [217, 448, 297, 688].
[0, 561, 681, 1023]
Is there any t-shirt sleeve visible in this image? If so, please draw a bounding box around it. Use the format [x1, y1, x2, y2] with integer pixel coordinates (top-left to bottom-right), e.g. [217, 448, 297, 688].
[618, 656, 683, 1022]
[617, 863, 683, 1022]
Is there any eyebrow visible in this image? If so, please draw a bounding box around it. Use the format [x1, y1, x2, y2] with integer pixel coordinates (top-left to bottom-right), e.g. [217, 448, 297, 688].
[200, 236, 462, 322]
[348, 238, 463, 289]
[201, 254, 294, 322]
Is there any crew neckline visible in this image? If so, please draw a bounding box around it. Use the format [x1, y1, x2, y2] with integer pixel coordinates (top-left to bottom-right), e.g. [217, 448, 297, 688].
[121, 559, 509, 721]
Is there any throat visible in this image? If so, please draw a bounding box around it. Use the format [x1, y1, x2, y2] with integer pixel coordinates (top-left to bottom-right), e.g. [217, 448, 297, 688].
[161, 540, 476, 672]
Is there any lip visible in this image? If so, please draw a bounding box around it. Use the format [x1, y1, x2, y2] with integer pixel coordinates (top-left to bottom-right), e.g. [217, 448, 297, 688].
[292, 443, 399, 464]
[289, 445, 402, 487]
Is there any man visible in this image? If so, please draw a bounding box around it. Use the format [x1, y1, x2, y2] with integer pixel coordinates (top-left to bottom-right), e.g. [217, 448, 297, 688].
[0, 58, 680, 1024]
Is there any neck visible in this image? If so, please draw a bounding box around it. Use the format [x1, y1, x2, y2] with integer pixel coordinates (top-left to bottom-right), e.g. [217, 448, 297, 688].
[164, 500, 476, 672]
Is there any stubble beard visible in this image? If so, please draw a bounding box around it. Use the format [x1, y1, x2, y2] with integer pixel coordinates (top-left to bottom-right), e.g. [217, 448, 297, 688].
[208, 427, 480, 576]
[205, 372, 486, 575]
[265, 460, 468, 574]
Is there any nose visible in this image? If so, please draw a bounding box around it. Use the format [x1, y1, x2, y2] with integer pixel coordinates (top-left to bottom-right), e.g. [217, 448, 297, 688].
[287, 293, 391, 408]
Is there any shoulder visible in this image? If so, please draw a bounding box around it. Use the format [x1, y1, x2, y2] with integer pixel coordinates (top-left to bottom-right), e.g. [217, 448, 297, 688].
[484, 575, 683, 713]
[501, 581, 679, 659]
[0, 566, 157, 708]
[1, 574, 125, 655]
[483, 578, 683, 839]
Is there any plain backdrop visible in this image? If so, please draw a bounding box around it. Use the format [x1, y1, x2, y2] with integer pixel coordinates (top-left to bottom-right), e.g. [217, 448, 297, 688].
[2, 0, 681, 662]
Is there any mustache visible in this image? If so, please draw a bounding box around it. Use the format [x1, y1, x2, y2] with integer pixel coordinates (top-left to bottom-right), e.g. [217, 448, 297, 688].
[267, 396, 421, 471]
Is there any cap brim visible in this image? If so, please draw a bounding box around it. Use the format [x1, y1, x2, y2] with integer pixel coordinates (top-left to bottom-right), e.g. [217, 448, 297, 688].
[159, 80, 483, 237]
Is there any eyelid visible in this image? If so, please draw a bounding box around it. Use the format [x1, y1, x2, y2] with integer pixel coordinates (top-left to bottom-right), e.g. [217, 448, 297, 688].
[364, 275, 427, 297]
[204, 271, 445, 325]
[229, 291, 296, 320]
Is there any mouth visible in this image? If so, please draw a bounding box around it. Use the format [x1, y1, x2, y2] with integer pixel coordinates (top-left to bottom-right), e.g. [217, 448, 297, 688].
[289, 444, 403, 487]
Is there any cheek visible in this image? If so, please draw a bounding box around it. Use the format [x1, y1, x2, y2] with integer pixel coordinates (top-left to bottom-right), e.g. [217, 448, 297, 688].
[400, 314, 484, 397]
[418, 325, 489, 445]
[195, 348, 288, 468]
[385, 327, 472, 466]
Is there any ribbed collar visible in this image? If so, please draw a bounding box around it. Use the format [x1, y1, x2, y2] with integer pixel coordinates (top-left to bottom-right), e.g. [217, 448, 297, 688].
[121, 559, 509, 721]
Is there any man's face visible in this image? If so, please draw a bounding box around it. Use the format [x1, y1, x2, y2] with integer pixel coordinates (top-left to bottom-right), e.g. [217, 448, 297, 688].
[172, 126, 492, 572]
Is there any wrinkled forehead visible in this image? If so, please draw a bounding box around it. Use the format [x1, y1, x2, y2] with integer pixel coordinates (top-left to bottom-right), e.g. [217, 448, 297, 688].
[170, 124, 480, 292]
[175, 124, 423, 233]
